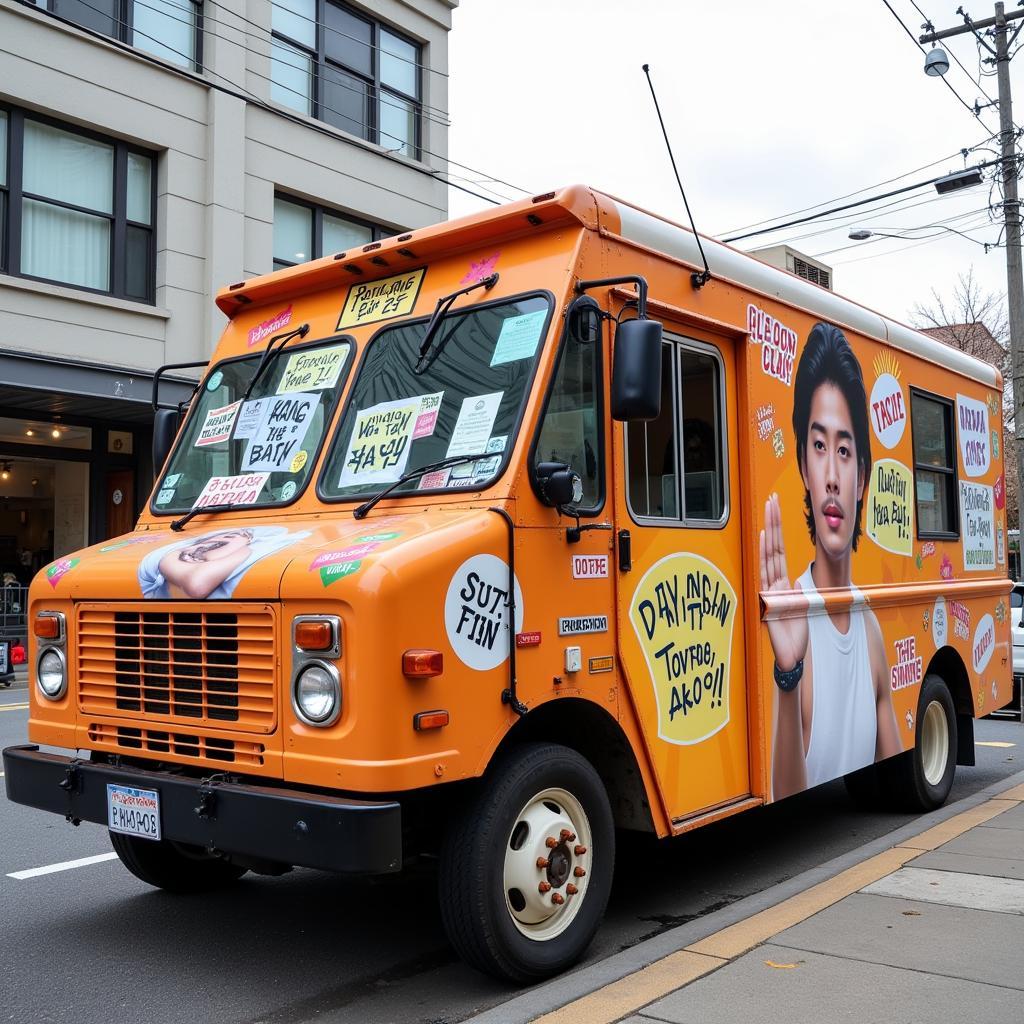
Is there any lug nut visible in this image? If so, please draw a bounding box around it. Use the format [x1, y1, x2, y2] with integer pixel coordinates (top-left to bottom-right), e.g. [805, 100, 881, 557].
[538, 881, 551, 893]
[574, 845, 587, 856]
[536, 857, 550, 869]
[560, 829, 576, 842]
[574, 866, 587, 878]
[545, 837, 558, 849]
[566, 883, 578, 895]
[551, 892, 564, 905]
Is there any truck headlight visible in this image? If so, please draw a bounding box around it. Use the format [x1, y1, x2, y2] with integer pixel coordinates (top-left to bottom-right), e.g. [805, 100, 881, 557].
[37, 647, 67, 699]
[294, 662, 341, 726]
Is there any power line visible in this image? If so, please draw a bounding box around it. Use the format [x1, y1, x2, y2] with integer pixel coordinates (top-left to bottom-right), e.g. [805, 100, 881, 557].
[827, 218, 1001, 264]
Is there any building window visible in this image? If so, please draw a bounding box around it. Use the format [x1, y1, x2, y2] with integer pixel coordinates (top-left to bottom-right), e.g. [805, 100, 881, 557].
[35, 0, 201, 70]
[270, 0, 422, 157]
[0, 106, 155, 302]
[911, 390, 958, 537]
[272, 194, 389, 269]
[626, 338, 727, 524]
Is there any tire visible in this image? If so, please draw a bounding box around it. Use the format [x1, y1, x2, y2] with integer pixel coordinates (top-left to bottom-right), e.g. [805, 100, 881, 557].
[110, 831, 247, 893]
[883, 674, 957, 812]
[438, 742, 614, 984]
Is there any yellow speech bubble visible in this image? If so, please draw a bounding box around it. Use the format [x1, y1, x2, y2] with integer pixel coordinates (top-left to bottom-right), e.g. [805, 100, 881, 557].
[866, 458, 914, 556]
[629, 553, 736, 745]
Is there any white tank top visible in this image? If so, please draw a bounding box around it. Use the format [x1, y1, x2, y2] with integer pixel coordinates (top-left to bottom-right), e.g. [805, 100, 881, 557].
[797, 565, 877, 787]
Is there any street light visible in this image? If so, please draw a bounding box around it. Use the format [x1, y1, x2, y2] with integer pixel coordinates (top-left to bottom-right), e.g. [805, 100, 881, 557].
[924, 45, 950, 76]
[848, 225, 994, 252]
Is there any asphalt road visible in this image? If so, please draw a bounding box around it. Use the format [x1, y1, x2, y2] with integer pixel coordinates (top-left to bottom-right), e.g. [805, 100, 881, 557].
[1, 689, 1020, 1024]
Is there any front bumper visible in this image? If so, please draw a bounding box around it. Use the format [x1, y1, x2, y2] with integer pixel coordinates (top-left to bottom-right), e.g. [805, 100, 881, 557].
[2, 745, 402, 874]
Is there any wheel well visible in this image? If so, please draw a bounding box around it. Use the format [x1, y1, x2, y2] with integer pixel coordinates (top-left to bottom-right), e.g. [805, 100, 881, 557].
[925, 645, 975, 766]
[495, 699, 655, 833]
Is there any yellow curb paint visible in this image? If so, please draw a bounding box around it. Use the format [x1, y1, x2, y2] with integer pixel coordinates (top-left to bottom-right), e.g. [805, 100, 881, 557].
[531, 950, 725, 1024]
[1000, 782, 1024, 802]
[896, 799, 1018, 852]
[685, 846, 915, 960]
[976, 741, 1016, 748]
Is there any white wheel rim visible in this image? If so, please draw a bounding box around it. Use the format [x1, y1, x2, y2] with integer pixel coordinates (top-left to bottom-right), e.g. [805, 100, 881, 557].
[921, 699, 949, 786]
[502, 786, 593, 941]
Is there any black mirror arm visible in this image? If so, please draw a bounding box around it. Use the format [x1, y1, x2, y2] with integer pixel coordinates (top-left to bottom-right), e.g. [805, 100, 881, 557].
[566, 521, 613, 545]
[576, 275, 649, 319]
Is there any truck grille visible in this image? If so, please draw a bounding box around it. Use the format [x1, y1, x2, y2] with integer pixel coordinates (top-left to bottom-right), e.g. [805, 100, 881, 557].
[86, 722, 266, 768]
[77, 605, 277, 734]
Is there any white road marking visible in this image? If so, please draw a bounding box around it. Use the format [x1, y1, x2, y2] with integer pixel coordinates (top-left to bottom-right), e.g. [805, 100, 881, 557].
[0, 703, 28, 711]
[7, 852, 118, 880]
[977, 741, 1017, 748]
[862, 866, 1024, 915]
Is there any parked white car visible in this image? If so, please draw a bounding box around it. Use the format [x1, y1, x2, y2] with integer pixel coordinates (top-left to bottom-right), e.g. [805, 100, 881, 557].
[1012, 583, 1024, 677]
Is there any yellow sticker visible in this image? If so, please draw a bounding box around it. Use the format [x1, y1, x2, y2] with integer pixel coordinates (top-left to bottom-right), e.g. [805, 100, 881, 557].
[629, 553, 736, 745]
[866, 458, 914, 557]
[278, 344, 349, 394]
[336, 269, 426, 330]
[289, 449, 308, 474]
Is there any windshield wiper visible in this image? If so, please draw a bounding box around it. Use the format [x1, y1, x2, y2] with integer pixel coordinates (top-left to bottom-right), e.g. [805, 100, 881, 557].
[413, 274, 498, 374]
[240, 323, 310, 403]
[170, 502, 247, 532]
[352, 452, 493, 520]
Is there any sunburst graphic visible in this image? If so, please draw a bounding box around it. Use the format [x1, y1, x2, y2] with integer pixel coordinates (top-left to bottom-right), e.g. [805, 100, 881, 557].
[873, 352, 901, 380]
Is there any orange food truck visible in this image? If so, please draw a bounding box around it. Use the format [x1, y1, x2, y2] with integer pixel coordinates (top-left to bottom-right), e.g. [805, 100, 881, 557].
[3, 185, 1012, 982]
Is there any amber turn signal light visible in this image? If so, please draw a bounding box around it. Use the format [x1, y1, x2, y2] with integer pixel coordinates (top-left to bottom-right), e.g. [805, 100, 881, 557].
[413, 709, 449, 731]
[34, 614, 61, 640]
[403, 649, 443, 678]
[295, 620, 334, 651]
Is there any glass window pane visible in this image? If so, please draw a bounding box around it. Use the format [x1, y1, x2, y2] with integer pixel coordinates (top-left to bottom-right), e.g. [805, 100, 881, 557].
[380, 30, 418, 96]
[272, 0, 316, 49]
[323, 65, 369, 139]
[273, 197, 313, 265]
[379, 91, 415, 155]
[24, 120, 114, 214]
[324, 2, 372, 76]
[0, 111, 7, 187]
[125, 224, 152, 300]
[22, 198, 111, 291]
[132, 0, 196, 67]
[911, 393, 951, 468]
[626, 344, 676, 518]
[915, 468, 954, 534]
[680, 350, 724, 520]
[127, 153, 152, 225]
[271, 38, 313, 116]
[323, 213, 372, 254]
[53, 0, 117, 38]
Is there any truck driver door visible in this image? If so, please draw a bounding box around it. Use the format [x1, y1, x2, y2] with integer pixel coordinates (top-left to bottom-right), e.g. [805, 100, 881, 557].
[614, 330, 750, 824]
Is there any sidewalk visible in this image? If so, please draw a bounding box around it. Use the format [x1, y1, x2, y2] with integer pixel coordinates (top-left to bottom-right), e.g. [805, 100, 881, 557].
[471, 772, 1024, 1024]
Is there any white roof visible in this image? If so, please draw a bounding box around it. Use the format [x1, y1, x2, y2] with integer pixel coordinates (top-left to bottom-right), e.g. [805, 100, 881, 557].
[610, 199, 1000, 388]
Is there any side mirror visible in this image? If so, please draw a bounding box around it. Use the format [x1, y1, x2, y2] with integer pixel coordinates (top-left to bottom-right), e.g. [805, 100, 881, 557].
[611, 318, 663, 421]
[535, 462, 583, 508]
[567, 295, 603, 345]
[153, 408, 181, 474]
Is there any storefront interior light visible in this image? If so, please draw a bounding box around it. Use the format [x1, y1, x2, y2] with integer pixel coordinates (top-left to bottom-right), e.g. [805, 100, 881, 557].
[51, 428, 60, 439]
[25, 428, 33, 437]
[1, 463, 10, 481]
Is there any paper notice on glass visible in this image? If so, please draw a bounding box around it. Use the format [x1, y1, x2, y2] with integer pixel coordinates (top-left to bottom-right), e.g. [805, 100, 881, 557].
[195, 401, 240, 447]
[193, 473, 269, 508]
[241, 392, 318, 473]
[277, 344, 349, 393]
[490, 309, 547, 366]
[234, 398, 271, 440]
[446, 392, 503, 457]
[338, 397, 419, 488]
[418, 468, 451, 489]
[413, 391, 444, 439]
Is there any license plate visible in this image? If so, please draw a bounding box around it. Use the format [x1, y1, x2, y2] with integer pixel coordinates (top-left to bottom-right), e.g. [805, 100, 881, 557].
[106, 784, 161, 841]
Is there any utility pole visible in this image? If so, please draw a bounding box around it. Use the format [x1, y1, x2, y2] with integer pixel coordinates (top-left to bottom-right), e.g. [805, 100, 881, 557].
[922, 4, 1024, 535]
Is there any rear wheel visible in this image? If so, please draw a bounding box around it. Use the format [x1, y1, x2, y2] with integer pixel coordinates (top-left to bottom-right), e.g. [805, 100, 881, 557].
[884, 674, 957, 812]
[438, 742, 614, 984]
[110, 832, 247, 893]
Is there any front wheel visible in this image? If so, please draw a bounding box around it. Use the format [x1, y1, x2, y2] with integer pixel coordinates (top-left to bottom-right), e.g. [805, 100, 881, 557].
[884, 674, 957, 812]
[110, 831, 248, 893]
[438, 742, 614, 984]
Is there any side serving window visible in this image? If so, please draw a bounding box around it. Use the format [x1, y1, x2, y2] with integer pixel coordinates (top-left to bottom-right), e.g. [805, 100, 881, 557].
[626, 337, 726, 524]
[910, 389, 958, 537]
[534, 323, 603, 510]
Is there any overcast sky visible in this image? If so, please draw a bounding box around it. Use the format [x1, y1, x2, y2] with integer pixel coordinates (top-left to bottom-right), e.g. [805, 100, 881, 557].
[445, 0, 1021, 327]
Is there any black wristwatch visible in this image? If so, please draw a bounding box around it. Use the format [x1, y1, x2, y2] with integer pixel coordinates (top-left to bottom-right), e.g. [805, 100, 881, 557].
[773, 659, 804, 692]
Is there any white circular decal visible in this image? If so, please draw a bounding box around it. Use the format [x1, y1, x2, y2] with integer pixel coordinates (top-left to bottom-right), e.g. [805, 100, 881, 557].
[112, 488, 124, 506]
[931, 596, 947, 649]
[444, 553, 524, 671]
[869, 373, 906, 449]
[280, 480, 297, 501]
[207, 369, 224, 391]
[972, 613, 995, 674]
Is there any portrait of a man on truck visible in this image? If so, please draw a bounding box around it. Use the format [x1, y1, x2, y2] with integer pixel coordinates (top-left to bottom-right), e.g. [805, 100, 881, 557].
[761, 322, 901, 798]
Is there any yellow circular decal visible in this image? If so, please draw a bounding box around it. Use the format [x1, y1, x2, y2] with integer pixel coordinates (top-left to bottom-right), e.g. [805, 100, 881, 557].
[289, 450, 308, 474]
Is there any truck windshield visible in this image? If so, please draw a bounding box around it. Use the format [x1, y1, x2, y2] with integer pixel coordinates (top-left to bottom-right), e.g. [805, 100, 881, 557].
[152, 337, 353, 514]
[320, 294, 551, 500]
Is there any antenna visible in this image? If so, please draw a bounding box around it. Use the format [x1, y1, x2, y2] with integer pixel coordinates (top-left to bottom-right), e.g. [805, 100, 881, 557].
[642, 64, 712, 289]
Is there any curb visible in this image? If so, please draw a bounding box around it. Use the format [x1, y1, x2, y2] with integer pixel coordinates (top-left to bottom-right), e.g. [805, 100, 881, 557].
[465, 768, 1024, 1024]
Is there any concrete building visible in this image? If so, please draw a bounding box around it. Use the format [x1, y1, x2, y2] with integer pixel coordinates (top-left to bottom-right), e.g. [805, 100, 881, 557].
[0, 0, 455, 575]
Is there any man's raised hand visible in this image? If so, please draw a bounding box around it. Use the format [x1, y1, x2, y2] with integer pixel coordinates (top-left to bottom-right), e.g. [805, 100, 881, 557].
[758, 492, 808, 674]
